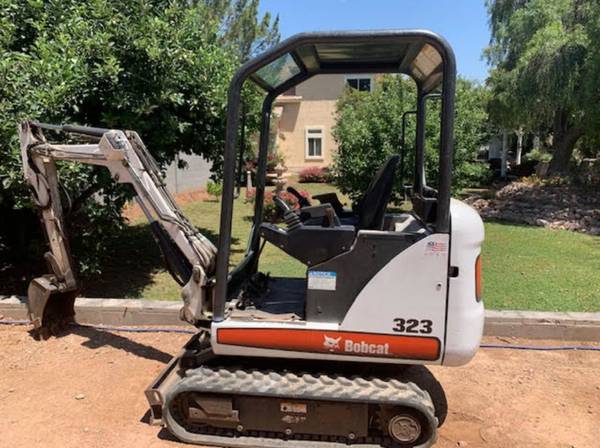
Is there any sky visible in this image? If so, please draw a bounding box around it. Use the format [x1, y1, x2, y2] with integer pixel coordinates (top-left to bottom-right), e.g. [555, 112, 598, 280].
[258, 0, 491, 81]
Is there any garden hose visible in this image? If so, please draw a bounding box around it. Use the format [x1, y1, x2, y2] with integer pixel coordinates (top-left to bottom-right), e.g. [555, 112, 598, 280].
[1, 318, 599, 351]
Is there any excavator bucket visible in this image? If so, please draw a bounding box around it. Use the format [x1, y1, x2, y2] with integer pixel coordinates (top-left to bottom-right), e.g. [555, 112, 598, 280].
[27, 275, 77, 338]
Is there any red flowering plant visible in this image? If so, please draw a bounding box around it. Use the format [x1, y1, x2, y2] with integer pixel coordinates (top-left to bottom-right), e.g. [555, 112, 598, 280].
[298, 166, 330, 183]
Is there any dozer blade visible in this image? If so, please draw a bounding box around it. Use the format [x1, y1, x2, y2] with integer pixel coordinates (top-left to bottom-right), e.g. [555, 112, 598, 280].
[27, 275, 77, 339]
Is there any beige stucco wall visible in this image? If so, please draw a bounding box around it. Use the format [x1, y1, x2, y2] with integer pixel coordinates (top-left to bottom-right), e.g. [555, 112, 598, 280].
[296, 74, 346, 100]
[274, 75, 346, 172]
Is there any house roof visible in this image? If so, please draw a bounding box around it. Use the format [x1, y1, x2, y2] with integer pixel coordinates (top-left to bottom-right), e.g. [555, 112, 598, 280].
[245, 30, 454, 94]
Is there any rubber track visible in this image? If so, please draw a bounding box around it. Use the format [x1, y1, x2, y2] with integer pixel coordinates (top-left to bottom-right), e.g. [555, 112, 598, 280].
[163, 366, 438, 448]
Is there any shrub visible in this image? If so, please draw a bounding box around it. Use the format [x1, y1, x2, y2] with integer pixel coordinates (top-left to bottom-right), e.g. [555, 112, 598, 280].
[571, 159, 600, 187]
[332, 75, 491, 202]
[206, 181, 223, 199]
[298, 166, 329, 183]
[245, 187, 257, 203]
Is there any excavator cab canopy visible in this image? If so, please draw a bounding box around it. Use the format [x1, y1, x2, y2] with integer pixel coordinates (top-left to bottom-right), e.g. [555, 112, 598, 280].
[215, 30, 457, 321]
[249, 34, 446, 93]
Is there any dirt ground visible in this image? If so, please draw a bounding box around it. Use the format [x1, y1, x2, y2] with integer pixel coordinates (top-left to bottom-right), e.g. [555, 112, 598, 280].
[0, 325, 598, 448]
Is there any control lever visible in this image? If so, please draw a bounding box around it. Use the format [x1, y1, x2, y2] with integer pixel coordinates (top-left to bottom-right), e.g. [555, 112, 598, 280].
[274, 196, 302, 231]
[286, 186, 311, 207]
[273, 195, 291, 213]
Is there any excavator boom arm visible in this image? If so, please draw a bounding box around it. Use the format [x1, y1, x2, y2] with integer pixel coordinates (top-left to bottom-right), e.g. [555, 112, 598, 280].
[19, 121, 217, 332]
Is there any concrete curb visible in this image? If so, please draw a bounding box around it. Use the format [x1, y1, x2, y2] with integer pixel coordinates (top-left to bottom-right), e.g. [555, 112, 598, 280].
[0, 296, 184, 326]
[484, 309, 600, 341]
[2, 295, 599, 341]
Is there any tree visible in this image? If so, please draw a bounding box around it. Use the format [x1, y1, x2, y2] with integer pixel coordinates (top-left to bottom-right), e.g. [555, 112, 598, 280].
[331, 76, 411, 203]
[450, 79, 493, 188]
[331, 75, 491, 202]
[216, 0, 280, 61]
[485, 0, 600, 174]
[209, 0, 281, 190]
[0, 0, 277, 278]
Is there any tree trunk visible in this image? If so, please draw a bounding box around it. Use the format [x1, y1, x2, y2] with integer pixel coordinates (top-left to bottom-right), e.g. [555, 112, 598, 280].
[547, 110, 584, 175]
[547, 128, 584, 174]
[514, 127, 524, 166]
[501, 129, 508, 179]
[533, 134, 540, 152]
[548, 110, 583, 175]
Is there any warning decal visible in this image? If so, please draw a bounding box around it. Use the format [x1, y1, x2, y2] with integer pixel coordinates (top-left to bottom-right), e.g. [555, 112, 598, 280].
[307, 271, 337, 291]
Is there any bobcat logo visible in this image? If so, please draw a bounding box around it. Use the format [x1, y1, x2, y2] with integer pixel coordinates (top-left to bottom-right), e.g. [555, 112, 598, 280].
[323, 335, 342, 352]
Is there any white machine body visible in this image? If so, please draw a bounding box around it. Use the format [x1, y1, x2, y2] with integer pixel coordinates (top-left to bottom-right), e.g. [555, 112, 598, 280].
[212, 199, 485, 367]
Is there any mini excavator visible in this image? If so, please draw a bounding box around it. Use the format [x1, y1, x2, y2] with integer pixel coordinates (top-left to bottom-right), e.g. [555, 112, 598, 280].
[20, 30, 485, 448]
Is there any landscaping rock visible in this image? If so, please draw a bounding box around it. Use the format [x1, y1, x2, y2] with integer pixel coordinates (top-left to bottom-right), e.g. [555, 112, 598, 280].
[535, 218, 550, 227]
[465, 181, 600, 235]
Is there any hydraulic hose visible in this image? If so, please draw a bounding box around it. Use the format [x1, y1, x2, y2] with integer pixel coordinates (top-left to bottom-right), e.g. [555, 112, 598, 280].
[479, 343, 600, 352]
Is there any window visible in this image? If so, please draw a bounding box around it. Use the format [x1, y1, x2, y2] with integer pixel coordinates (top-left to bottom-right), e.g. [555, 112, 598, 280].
[255, 53, 301, 89]
[346, 75, 372, 92]
[305, 127, 324, 159]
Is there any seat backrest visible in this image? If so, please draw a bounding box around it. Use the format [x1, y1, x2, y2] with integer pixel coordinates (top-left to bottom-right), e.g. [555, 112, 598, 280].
[356, 155, 400, 230]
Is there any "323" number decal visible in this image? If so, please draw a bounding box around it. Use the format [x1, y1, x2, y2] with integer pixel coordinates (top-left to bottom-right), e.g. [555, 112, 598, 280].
[392, 318, 433, 334]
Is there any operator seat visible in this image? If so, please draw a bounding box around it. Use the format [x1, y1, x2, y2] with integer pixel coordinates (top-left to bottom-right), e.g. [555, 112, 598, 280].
[354, 154, 400, 230]
[293, 155, 400, 231]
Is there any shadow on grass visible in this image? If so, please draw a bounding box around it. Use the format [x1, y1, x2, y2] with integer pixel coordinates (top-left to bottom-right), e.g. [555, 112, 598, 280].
[0, 216, 239, 299]
[80, 222, 236, 299]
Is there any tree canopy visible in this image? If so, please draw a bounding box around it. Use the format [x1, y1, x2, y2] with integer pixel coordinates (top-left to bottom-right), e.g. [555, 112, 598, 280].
[0, 0, 278, 275]
[485, 0, 600, 173]
[331, 75, 490, 203]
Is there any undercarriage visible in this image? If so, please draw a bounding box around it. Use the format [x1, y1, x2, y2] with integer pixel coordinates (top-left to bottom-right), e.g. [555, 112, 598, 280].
[146, 333, 447, 448]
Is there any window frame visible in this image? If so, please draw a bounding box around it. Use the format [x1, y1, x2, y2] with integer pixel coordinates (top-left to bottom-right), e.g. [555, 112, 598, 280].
[305, 126, 325, 160]
[344, 74, 374, 92]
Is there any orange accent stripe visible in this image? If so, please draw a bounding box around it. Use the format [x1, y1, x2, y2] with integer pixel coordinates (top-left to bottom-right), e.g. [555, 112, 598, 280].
[217, 328, 440, 361]
[475, 255, 483, 302]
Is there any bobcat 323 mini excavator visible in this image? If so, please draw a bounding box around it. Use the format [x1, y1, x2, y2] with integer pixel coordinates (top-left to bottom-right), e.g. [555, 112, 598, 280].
[19, 30, 484, 448]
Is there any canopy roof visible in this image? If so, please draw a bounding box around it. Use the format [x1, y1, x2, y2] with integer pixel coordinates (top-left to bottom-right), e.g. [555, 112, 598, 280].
[246, 30, 453, 94]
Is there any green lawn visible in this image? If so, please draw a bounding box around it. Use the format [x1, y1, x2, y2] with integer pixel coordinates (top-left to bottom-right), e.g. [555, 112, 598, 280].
[92, 183, 342, 300]
[85, 184, 600, 312]
[482, 221, 600, 312]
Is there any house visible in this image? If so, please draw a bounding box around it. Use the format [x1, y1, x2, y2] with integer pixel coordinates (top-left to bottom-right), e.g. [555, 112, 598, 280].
[272, 74, 374, 172]
[162, 73, 373, 192]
